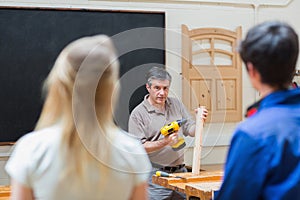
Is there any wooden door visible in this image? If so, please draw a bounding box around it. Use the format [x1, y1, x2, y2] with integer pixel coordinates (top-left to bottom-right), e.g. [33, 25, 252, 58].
[182, 25, 242, 122]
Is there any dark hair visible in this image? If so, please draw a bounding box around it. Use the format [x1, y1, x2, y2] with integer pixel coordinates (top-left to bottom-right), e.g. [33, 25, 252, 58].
[146, 66, 172, 87]
[239, 21, 299, 89]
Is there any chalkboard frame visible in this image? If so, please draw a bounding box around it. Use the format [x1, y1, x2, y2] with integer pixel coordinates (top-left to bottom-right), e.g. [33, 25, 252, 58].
[0, 6, 165, 143]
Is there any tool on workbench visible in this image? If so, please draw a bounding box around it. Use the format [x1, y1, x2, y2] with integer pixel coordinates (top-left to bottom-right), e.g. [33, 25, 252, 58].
[155, 171, 185, 179]
[160, 119, 187, 151]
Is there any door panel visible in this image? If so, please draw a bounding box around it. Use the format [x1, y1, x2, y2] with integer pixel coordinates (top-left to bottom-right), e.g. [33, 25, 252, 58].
[182, 25, 242, 122]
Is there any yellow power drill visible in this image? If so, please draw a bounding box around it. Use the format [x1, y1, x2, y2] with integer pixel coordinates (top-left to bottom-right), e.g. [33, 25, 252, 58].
[160, 119, 187, 151]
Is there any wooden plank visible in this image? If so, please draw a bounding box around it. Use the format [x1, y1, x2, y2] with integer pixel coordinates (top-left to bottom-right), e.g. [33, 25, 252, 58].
[192, 106, 205, 174]
[0, 186, 10, 198]
[152, 171, 223, 199]
[186, 181, 221, 200]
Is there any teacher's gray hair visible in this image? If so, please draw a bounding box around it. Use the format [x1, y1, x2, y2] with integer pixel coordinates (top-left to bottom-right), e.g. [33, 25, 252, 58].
[146, 66, 172, 87]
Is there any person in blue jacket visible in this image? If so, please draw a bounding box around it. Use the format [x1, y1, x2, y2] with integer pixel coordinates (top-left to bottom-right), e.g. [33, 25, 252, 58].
[215, 21, 300, 200]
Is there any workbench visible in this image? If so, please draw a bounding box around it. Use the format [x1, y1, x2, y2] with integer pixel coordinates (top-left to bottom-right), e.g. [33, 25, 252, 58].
[152, 171, 223, 200]
[0, 186, 10, 200]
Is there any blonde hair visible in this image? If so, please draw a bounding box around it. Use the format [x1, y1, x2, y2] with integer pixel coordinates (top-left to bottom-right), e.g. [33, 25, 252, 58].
[35, 35, 120, 188]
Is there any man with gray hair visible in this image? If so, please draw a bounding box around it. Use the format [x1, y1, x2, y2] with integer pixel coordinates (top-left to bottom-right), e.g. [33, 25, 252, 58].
[129, 66, 207, 200]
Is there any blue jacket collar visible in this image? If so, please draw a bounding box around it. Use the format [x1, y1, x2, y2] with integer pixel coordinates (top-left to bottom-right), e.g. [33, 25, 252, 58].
[246, 88, 300, 118]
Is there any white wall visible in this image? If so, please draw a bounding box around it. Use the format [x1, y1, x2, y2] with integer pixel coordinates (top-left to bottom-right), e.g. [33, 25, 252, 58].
[1, 0, 300, 185]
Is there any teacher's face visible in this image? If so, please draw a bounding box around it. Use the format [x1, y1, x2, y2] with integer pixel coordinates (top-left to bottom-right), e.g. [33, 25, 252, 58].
[146, 79, 170, 106]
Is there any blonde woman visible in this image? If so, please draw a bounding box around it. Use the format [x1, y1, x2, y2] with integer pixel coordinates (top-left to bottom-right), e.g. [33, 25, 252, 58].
[5, 35, 151, 200]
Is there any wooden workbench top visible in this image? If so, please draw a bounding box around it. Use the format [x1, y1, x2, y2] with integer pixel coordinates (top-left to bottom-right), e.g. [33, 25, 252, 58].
[0, 186, 10, 199]
[152, 171, 223, 200]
